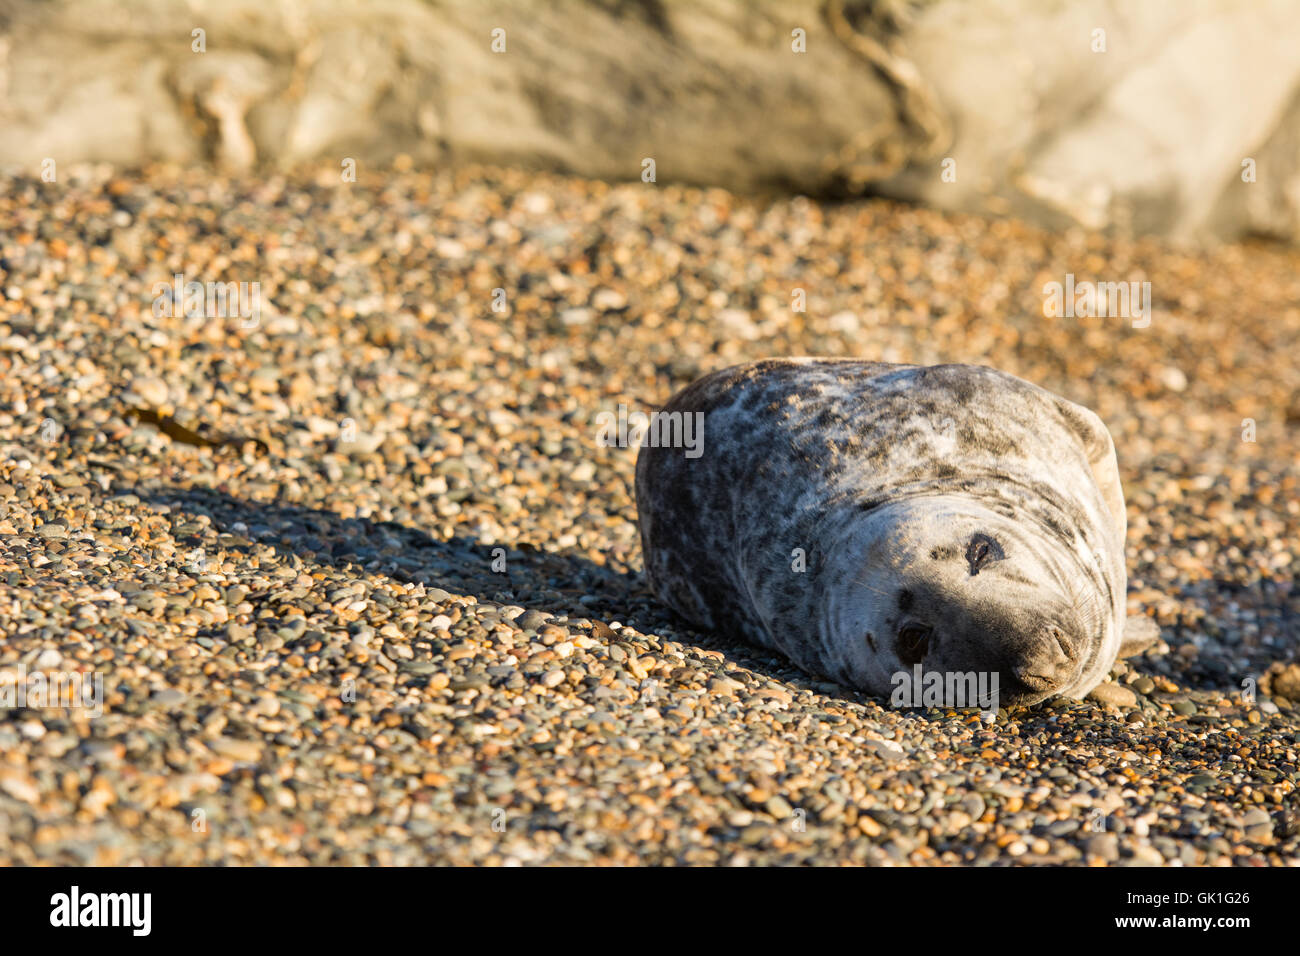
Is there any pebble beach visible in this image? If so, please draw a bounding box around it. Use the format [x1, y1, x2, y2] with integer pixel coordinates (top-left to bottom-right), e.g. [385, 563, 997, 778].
[0, 163, 1298, 865]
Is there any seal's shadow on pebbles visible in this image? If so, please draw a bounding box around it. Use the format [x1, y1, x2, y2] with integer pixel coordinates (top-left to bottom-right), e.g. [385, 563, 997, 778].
[137, 485, 795, 675]
[140, 485, 640, 615]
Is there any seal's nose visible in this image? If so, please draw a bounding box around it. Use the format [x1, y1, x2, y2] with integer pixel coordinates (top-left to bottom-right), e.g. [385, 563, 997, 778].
[1007, 625, 1076, 695]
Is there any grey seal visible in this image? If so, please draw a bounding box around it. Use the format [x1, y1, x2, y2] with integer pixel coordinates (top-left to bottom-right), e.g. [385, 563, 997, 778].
[635, 358, 1158, 706]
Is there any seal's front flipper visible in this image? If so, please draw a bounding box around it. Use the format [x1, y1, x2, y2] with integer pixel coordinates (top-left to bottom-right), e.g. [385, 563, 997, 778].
[1118, 615, 1160, 658]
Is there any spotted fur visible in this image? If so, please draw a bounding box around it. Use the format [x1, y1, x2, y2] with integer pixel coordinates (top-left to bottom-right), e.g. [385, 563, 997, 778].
[635, 359, 1143, 704]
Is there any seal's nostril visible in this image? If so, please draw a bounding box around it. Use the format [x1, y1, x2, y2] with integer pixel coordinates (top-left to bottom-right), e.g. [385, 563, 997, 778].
[1047, 625, 1074, 661]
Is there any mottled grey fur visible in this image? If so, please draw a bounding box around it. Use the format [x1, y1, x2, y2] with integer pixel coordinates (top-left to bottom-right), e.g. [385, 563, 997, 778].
[636, 358, 1154, 705]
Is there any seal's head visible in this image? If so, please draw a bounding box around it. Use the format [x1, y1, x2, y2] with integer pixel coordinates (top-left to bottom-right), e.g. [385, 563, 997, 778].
[826, 495, 1118, 706]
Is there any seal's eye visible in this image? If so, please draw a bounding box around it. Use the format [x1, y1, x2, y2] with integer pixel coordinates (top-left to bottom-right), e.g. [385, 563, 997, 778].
[897, 623, 931, 664]
[966, 533, 1003, 575]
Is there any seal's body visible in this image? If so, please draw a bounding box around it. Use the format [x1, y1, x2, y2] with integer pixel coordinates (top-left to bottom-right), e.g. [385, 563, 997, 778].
[636, 358, 1151, 705]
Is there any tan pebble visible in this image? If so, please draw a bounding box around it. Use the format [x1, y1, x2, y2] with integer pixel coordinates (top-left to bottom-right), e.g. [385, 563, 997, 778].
[1270, 664, 1300, 700]
[208, 738, 262, 762]
[80, 778, 116, 814]
[1087, 683, 1138, 708]
[130, 376, 169, 407]
[0, 773, 41, 804]
[707, 677, 742, 697]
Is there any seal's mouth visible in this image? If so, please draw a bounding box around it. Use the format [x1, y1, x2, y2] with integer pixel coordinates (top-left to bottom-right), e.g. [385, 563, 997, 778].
[924, 621, 1083, 706]
[1001, 622, 1082, 703]
[890, 565, 1091, 705]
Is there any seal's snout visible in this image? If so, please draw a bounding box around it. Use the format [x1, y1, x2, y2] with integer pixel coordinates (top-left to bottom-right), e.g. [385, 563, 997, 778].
[1005, 624, 1077, 698]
